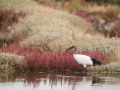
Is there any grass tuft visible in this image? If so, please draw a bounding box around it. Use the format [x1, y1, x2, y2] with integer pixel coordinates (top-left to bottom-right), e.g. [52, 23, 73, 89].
[0, 10, 26, 46]
[109, 22, 120, 38]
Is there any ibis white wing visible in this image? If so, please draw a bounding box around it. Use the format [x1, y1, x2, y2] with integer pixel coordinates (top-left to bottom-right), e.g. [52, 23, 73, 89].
[73, 54, 93, 66]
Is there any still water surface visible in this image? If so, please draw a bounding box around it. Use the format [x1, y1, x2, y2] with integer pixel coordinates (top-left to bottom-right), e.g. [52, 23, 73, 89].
[0, 72, 120, 90]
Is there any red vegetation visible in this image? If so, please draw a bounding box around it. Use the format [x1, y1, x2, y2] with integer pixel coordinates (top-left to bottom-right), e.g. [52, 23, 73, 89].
[1, 44, 106, 72]
[0, 10, 27, 44]
[75, 10, 98, 24]
[1, 44, 82, 71]
[109, 22, 120, 38]
[0, 10, 26, 33]
[75, 10, 91, 21]
[74, 10, 99, 30]
[0, 10, 12, 33]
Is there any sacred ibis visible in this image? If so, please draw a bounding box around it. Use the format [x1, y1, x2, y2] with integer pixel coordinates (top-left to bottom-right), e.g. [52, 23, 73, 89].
[65, 46, 101, 72]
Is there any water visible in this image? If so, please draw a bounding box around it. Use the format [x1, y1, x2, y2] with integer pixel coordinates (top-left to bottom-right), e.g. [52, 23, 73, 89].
[0, 72, 120, 90]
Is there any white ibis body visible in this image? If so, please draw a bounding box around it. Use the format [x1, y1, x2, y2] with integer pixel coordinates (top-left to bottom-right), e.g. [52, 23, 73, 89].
[65, 46, 101, 71]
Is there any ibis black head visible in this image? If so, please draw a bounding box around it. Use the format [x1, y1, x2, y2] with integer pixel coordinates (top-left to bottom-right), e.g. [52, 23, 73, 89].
[65, 46, 75, 54]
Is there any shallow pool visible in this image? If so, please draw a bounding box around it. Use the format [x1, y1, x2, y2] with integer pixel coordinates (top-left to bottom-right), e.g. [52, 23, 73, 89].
[0, 72, 120, 90]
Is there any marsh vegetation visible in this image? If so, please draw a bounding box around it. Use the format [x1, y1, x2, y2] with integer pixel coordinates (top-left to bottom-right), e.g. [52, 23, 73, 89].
[0, 0, 120, 72]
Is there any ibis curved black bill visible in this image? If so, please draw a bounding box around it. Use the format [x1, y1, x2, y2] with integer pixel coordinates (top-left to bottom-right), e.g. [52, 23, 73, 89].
[65, 46, 75, 54]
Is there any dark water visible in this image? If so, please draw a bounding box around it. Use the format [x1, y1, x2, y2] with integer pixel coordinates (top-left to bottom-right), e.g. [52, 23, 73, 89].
[0, 72, 120, 90]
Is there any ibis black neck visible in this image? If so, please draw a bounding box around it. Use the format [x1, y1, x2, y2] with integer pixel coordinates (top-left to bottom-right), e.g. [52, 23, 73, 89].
[74, 46, 77, 54]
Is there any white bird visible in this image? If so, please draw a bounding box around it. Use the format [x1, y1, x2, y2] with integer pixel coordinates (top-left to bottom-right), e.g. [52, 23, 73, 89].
[65, 46, 101, 72]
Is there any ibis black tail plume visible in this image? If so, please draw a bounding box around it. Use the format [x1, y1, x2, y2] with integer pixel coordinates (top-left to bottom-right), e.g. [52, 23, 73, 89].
[65, 46, 75, 54]
[91, 58, 102, 66]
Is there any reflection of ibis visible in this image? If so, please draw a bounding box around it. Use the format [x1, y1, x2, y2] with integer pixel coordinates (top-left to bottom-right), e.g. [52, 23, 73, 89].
[65, 46, 101, 71]
[72, 76, 103, 90]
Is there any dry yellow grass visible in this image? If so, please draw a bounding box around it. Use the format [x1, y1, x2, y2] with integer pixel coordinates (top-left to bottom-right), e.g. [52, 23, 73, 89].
[1, 0, 120, 72]
[88, 60, 120, 72]
[0, 52, 24, 70]
[83, 4, 120, 13]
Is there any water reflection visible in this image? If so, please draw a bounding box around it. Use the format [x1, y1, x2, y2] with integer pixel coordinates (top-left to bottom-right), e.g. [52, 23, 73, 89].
[0, 72, 120, 90]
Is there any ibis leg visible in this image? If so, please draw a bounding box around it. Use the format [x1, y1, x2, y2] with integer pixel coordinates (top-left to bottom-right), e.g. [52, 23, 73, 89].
[84, 68, 87, 72]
